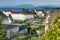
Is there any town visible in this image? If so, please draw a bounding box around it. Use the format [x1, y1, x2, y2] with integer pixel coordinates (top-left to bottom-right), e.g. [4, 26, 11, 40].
[0, 8, 60, 40]
[1, 0, 60, 40]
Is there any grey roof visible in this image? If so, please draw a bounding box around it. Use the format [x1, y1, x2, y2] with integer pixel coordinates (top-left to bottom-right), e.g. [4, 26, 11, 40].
[3, 24, 19, 29]
[3, 24, 27, 30]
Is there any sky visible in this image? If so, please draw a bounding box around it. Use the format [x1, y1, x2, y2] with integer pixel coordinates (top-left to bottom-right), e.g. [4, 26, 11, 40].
[0, 0, 60, 7]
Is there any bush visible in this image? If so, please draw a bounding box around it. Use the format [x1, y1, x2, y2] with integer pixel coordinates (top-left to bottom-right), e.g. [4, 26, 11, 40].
[38, 25, 45, 29]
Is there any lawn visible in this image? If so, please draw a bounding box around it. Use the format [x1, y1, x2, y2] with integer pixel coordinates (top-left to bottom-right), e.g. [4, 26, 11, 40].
[11, 34, 40, 40]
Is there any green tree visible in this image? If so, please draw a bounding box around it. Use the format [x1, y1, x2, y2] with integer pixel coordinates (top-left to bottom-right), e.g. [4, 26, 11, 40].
[38, 24, 45, 29]
[27, 22, 32, 40]
[34, 15, 40, 19]
[31, 10, 36, 15]
[9, 14, 13, 22]
[40, 15, 60, 40]
[0, 15, 2, 25]
[27, 10, 36, 14]
[0, 16, 6, 40]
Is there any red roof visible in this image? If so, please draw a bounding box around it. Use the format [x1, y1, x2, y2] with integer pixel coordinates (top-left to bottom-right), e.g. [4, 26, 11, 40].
[12, 12, 20, 14]
[4, 10, 25, 14]
[4, 10, 12, 12]
[4, 10, 20, 14]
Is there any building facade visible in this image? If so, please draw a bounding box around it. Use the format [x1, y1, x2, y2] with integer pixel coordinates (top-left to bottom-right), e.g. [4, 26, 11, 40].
[3, 10, 34, 20]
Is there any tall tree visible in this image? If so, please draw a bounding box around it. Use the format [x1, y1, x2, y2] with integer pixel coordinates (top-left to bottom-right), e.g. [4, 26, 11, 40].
[0, 15, 2, 25]
[27, 22, 32, 40]
[40, 15, 60, 40]
[0, 15, 6, 40]
[9, 14, 13, 22]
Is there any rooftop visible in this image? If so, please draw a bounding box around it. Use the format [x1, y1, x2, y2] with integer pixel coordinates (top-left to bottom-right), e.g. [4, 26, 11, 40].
[3, 24, 27, 30]
[0, 12, 7, 17]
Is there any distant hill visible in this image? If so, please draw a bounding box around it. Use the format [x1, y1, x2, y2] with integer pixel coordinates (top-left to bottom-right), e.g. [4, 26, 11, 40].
[0, 4, 35, 9]
[35, 5, 60, 9]
[0, 4, 60, 9]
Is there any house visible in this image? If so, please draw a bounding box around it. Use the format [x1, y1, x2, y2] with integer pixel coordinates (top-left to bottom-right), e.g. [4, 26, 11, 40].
[41, 9, 60, 32]
[26, 14, 34, 19]
[49, 9, 60, 24]
[42, 9, 60, 25]
[3, 24, 27, 39]
[0, 12, 12, 24]
[3, 10, 12, 16]
[34, 9, 45, 16]
[3, 10, 34, 20]
[40, 11, 50, 32]
[41, 13, 50, 24]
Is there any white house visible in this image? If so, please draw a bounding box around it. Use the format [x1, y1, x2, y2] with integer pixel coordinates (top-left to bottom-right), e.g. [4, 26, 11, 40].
[3, 10, 34, 20]
[0, 12, 12, 24]
[26, 14, 34, 19]
[3, 10, 12, 16]
[34, 9, 45, 16]
[11, 14, 27, 20]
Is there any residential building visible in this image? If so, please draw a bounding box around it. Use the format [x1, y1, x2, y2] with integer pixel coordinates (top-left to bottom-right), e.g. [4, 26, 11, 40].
[0, 12, 12, 24]
[34, 9, 45, 16]
[3, 24, 27, 39]
[49, 9, 60, 24]
[3, 10, 34, 20]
